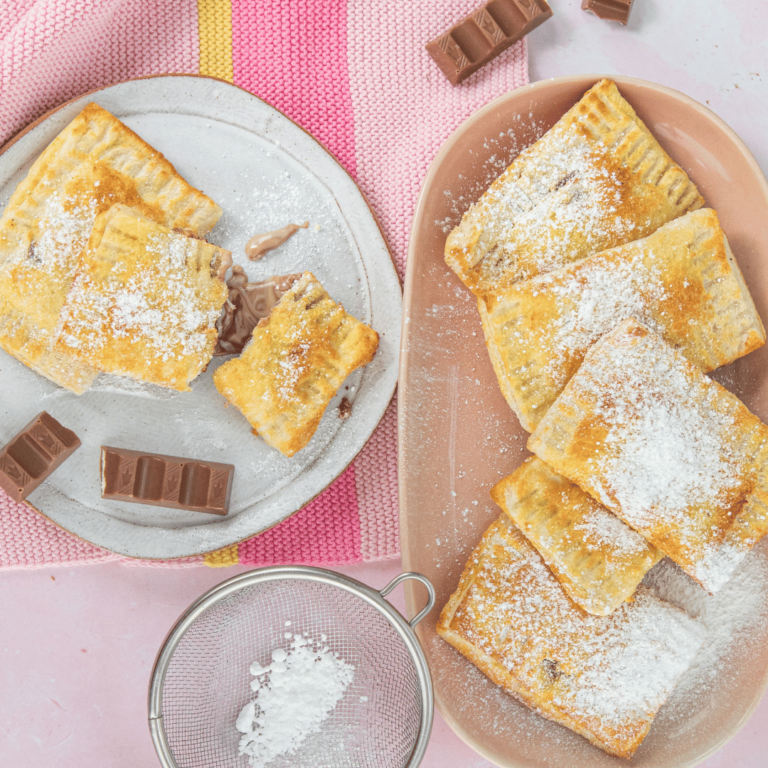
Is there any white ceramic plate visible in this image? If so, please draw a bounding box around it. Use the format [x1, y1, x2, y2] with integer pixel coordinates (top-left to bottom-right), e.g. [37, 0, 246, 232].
[0, 75, 401, 559]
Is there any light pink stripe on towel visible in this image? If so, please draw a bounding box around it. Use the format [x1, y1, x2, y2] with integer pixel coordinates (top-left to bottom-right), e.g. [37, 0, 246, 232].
[0, 0, 200, 146]
[230, 0, 357, 177]
[345, 0, 528, 559]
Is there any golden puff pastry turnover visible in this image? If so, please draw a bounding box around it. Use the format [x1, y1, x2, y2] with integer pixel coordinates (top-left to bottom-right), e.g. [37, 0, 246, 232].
[55, 205, 231, 391]
[528, 319, 768, 594]
[437, 515, 704, 759]
[0, 103, 222, 394]
[445, 79, 703, 296]
[492, 457, 664, 616]
[213, 273, 379, 457]
[480, 208, 765, 432]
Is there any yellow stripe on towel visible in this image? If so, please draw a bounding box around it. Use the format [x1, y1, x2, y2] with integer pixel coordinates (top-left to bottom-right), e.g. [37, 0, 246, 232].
[197, 0, 234, 82]
[204, 543, 239, 567]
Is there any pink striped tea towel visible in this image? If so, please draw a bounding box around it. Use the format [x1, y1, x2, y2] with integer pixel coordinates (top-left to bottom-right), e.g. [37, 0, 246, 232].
[0, 0, 528, 570]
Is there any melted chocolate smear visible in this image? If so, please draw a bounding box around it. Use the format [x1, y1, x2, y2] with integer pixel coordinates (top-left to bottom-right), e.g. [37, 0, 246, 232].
[245, 221, 309, 261]
[214, 266, 301, 356]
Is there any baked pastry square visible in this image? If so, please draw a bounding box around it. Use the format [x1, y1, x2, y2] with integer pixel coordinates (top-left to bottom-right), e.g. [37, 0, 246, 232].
[437, 515, 704, 758]
[480, 208, 765, 431]
[213, 273, 379, 457]
[492, 457, 664, 615]
[55, 205, 230, 391]
[445, 79, 704, 296]
[0, 103, 222, 394]
[528, 319, 768, 594]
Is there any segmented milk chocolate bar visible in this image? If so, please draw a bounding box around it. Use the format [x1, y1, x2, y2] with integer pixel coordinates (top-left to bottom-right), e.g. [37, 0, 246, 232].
[0, 412, 81, 501]
[426, 0, 552, 85]
[100, 446, 234, 515]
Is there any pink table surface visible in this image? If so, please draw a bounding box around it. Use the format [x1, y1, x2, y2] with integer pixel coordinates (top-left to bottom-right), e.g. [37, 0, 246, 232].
[2, 2, 768, 767]
[2, 558, 767, 767]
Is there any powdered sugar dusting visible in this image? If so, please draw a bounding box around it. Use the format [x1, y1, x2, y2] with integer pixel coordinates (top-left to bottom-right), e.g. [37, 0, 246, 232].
[573, 504, 649, 560]
[457, 122, 639, 288]
[644, 549, 768, 726]
[514, 244, 668, 394]
[236, 633, 354, 768]
[544, 321, 766, 592]
[451, 521, 705, 743]
[602, 398, 741, 525]
[13, 193, 98, 275]
[58, 228, 222, 369]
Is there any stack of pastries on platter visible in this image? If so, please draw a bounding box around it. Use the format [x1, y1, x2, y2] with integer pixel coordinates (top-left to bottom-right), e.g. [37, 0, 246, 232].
[437, 79, 768, 758]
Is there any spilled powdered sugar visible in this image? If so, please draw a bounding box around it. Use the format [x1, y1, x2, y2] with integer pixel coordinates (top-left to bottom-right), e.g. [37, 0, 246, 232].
[236, 633, 354, 768]
[644, 550, 768, 725]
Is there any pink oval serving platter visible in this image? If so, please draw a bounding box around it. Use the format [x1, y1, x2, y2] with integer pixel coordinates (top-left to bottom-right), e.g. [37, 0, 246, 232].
[399, 74, 768, 768]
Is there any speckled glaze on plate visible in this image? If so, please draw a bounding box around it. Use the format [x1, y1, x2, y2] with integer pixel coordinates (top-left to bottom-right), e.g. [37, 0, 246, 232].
[0, 75, 401, 559]
[400, 75, 768, 768]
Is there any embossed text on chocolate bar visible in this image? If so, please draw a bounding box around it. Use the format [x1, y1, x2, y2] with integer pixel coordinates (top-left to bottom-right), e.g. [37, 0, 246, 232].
[100, 447, 234, 515]
[581, 0, 634, 24]
[0, 412, 81, 502]
[426, 0, 553, 85]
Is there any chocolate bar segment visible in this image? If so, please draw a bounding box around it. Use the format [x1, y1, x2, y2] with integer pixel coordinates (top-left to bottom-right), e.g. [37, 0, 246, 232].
[100, 447, 234, 516]
[0, 412, 81, 501]
[426, 0, 553, 85]
[581, 0, 634, 24]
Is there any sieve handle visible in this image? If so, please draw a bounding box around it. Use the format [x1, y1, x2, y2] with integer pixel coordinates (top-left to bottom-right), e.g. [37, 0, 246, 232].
[380, 572, 436, 629]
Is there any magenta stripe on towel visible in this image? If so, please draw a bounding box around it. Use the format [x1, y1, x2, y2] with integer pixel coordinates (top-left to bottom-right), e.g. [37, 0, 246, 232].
[238, 463, 363, 566]
[230, 0, 357, 178]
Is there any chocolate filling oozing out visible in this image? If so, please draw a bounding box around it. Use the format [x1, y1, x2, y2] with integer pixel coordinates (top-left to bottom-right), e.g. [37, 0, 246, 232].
[214, 266, 301, 356]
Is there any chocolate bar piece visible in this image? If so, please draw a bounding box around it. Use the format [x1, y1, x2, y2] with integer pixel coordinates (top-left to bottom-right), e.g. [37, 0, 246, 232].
[581, 0, 634, 24]
[426, 0, 553, 85]
[101, 447, 234, 515]
[0, 412, 81, 501]
[214, 266, 300, 356]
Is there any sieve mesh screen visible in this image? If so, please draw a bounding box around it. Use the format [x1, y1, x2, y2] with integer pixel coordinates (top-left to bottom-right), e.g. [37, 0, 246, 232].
[159, 578, 423, 768]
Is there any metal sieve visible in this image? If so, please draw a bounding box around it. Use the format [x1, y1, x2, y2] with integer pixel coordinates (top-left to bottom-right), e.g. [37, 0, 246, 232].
[148, 565, 435, 768]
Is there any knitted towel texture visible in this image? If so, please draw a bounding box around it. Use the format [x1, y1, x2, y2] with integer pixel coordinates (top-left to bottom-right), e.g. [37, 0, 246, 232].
[0, 0, 528, 570]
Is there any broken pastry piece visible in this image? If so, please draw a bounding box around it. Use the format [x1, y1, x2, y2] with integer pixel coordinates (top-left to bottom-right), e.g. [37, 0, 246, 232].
[445, 79, 703, 296]
[437, 515, 704, 758]
[492, 457, 664, 616]
[480, 208, 765, 431]
[529, 319, 768, 594]
[55, 205, 231, 391]
[213, 273, 379, 457]
[0, 103, 222, 394]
